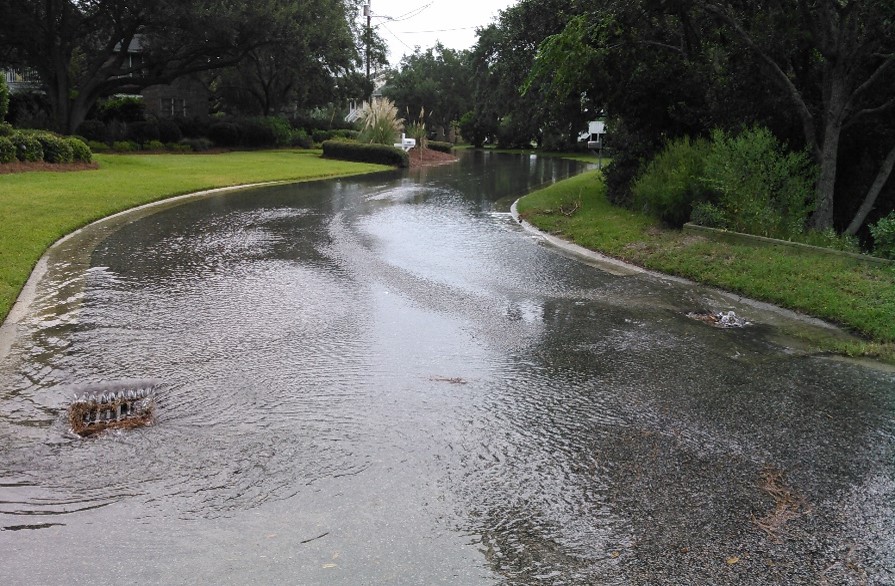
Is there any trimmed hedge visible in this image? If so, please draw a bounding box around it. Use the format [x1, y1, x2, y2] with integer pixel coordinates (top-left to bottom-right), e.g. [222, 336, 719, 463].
[66, 137, 93, 163]
[34, 132, 74, 163]
[428, 141, 453, 154]
[322, 140, 408, 168]
[0, 135, 15, 163]
[10, 131, 43, 162]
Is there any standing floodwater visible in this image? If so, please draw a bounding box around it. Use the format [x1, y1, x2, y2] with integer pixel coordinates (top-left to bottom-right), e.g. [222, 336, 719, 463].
[1, 152, 893, 585]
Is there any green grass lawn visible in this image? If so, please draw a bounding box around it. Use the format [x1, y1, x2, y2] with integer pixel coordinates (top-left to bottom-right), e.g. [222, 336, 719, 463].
[0, 150, 388, 321]
[517, 172, 895, 362]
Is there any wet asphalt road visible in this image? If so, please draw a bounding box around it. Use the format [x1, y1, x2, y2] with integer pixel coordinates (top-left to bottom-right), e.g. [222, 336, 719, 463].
[1, 152, 893, 584]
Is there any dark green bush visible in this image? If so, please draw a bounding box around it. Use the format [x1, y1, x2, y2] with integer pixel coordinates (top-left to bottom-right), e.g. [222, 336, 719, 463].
[112, 140, 140, 152]
[0, 75, 9, 122]
[87, 140, 110, 152]
[100, 96, 145, 123]
[322, 140, 408, 168]
[290, 129, 313, 149]
[10, 131, 43, 161]
[171, 116, 210, 139]
[180, 137, 213, 152]
[0, 121, 12, 136]
[702, 127, 816, 239]
[35, 132, 73, 163]
[209, 122, 240, 147]
[157, 119, 183, 143]
[127, 120, 160, 145]
[632, 136, 714, 227]
[428, 140, 453, 154]
[76, 119, 107, 142]
[144, 139, 166, 151]
[0, 136, 15, 163]
[869, 212, 895, 260]
[66, 137, 93, 163]
[235, 118, 275, 148]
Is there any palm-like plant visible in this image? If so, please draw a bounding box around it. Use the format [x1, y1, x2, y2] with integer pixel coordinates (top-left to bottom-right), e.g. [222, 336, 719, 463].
[357, 98, 404, 145]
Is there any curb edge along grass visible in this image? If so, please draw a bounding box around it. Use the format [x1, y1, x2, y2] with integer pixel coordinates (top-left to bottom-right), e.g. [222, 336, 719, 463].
[0, 181, 291, 360]
[515, 171, 895, 364]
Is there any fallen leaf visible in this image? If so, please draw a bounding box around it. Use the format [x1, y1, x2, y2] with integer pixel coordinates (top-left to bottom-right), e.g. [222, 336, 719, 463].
[726, 556, 740, 565]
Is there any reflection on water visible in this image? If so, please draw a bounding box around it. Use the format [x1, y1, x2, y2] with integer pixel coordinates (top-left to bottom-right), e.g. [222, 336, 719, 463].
[1, 152, 893, 584]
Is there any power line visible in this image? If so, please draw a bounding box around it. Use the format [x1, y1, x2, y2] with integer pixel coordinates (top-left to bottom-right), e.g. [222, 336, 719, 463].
[397, 26, 477, 34]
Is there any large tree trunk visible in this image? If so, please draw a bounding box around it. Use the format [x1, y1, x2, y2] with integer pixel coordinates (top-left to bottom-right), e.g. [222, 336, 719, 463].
[810, 118, 842, 231]
[845, 143, 895, 236]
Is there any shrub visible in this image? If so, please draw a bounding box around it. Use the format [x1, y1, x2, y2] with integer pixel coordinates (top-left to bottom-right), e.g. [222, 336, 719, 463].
[258, 116, 292, 147]
[290, 129, 313, 149]
[428, 141, 454, 154]
[171, 116, 210, 139]
[0, 136, 15, 163]
[167, 142, 192, 152]
[87, 140, 110, 152]
[0, 74, 9, 122]
[208, 122, 240, 147]
[100, 96, 145, 123]
[157, 119, 183, 143]
[701, 126, 816, 239]
[235, 118, 274, 148]
[357, 98, 404, 146]
[632, 136, 714, 227]
[179, 137, 213, 152]
[322, 140, 408, 168]
[66, 137, 93, 163]
[0, 121, 12, 137]
[112, 140, 139, 152]
[36, 132, 73, 163]
[127, 120, 160, 145]
[869, 211, 895, 260]
[144, 139, 166, 151]
[10, 131, 43, 161]
[76, 119, 108, 142]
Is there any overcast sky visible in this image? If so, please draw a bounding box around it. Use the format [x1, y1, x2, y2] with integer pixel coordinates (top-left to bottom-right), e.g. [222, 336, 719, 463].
[364, 0, 518, 65]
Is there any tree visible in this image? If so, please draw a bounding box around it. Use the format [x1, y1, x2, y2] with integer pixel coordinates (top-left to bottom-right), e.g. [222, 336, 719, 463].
[384, 44, 473, 140]
[0, 0, 300, 133]
[213, 0, 359, 116]
[700, 0, 895, 233]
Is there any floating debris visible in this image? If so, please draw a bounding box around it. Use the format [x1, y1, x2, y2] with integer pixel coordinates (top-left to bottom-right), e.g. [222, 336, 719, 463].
[67, 381, 159, 437]
[686, 310, 749, 328]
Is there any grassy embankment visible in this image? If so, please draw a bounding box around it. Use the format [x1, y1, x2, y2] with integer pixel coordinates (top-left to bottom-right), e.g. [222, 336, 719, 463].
[516, 171, 895, 363]
[0, 150, 389, 322]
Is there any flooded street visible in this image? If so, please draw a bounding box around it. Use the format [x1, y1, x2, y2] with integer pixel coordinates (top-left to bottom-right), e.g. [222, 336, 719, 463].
[1, 152, 893, 584]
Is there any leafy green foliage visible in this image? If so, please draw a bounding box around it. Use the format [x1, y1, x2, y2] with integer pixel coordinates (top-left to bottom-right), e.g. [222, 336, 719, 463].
[869, 212, 895, 260]
[321, 140, 408, 168]
[0, 136, 15, 163]
[632, 137, 713, 227]
[10, 131, 43, 161]
[701, 127, 816, 239]
[34, 132, 73, 163]
[0, 74, 9, 122]
[66, 137, 93, 163]
[428, 141, 453, 154]
[357, 98, 404, 146]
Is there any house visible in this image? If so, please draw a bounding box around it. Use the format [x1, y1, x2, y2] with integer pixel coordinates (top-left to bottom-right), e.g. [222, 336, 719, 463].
[3, 67, 41, 94]
[579, 120, 606, 151]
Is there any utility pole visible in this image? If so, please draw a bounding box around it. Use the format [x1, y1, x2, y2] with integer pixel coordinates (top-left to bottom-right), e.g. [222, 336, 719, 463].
[365, 2, 372, 103]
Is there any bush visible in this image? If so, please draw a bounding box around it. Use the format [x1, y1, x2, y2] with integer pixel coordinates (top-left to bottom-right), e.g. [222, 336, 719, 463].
[10, 131, 43, 161]
[208, 121, 240, 147]
[87, 140, 110, 152]
[167, 142, 193, 152]
[701, 126, 816, 239]
[258, 116, 292, 147]
[127, 120, 160, 145]
[357, 98, 404, 146]
[869, 212, 895, 260]
[170, 116, 209, 139]
[0, 136, 15, 163]
[322, 140, 409, 168]
[76, 119, 108, 142]
[66, 137, 93, 163]
[100, 96, 145, 123]
[235, 118, 274, 148]
[428, 140, 454, 154]
[290, 129, 313, 149]
[157, 119, 183, 143]
[144, 139, 166, 151]
[632, 136, 714, 227]
[112, 140, 140, 152]
[34, 132, 73, 163]
[0, 74, 9, 122]
[179, 137, 213, 152]
[0, 121, 12, 136]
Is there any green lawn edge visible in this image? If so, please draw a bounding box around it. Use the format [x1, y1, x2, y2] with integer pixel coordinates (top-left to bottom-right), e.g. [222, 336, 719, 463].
[0, 150, 390, 323]
[516, 171, 895, 363]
